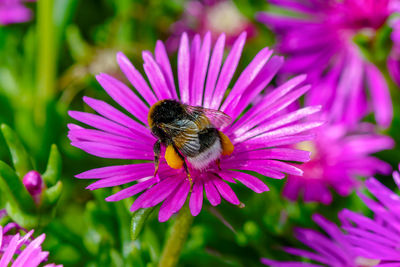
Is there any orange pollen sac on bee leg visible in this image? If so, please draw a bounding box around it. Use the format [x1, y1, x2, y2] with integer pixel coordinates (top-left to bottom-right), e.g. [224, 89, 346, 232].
[165, 145, 184, 169]
[219, 131, 234, 156]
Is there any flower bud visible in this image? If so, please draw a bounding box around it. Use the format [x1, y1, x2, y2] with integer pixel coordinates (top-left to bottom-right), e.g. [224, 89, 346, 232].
[23, 170, 44, 204]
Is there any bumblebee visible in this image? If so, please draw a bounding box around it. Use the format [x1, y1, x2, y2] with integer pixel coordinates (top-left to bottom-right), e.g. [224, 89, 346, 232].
[148, 99, 234, 185]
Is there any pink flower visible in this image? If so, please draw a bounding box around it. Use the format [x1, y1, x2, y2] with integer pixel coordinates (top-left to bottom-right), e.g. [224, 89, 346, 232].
[257, 0, 395, 128]
[387, 17, 400, 86]
[261, 214, 380, 267]
[340, 166, 400, 265]
[0, 223, 61, 267]
[0, 0, 35, 25]
[68, 32, 323, 222]
[283, 123, 393, 204]
[22, 170, 44, 204]
[167, 0, 256, 51]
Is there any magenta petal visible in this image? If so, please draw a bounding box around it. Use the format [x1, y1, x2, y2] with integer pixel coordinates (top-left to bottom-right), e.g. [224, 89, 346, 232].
[230, 148, 311, 162]
[12, 234, 46, 266]
[229, 171, 269, 193]
[365, 63, 393, 128]
[96, 73, 149, 124]
[236, 134, 315, 152]
[191, 32, 211, 106]
[215, 171, 236, 183]
[233, 85, 311, 137]
[387, 55, 400, 87]
[0, 4, 32, 25]
[87, 170, 153, 190]
[142, 51, 173, 100]
[189, 35, 201, 104]
[158, 180, 191, 222]
[189, 180, 204, 216]
[83, 96, 149, 135]
[241, 121, 324, 145]
[178, 33, 190, 104]
[227, 56, 285, 119]
[394, 171, 400, 189]
[204, 177, 221, 206]
[236, 105, 321, 142]
[221, 46, 273, 111]
[212, 178, 240, 205]
[155, 41, 177, 98]
[231, 74, 307, 131]
[257, 13, 316, 29]
[68, 111, 135, 139]
[238, 84, 312, 136]
[203, 33, 226, 107]
[76, 163, 153, 179]
[210, 32, 247, 109]
[68, 128, 151, 151]
[130, 177, 182, 212]
[0, 234, 19, 266]
[116, 52, 158, 105]
[105, 178, 157, 201]
[223, 161, 286, 180]
[71, 141, 152, 160]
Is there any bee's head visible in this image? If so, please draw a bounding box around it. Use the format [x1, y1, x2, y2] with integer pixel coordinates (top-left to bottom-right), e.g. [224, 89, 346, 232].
[148, 99, 186, 127]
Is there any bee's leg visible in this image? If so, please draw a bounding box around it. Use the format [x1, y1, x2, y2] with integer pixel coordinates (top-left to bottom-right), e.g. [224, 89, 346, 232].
[182, 160, 193, 190]
[218, 131, 234, 156]
[153, 140, 161, 182]
[167, 145, 193, 190]
[216, 158, 221, 170]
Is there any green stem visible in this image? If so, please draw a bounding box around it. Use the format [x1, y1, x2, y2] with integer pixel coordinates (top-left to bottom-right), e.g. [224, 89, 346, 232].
[36, 0, 56, 124]
[158, 203, 194, 267]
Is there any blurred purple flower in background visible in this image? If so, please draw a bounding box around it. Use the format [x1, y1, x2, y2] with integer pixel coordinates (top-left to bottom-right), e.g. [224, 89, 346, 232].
[261, 165, 400, 266]
[68, 32, 324, 222]
[340, 166, 400, 265]
[261, 214, 380, 267]
[0, 0, 35, 25]
[0, 223, 60, 267]
[284, 123, 394, 204]
[257, 0, 396, 128]
[388, 17, 400, 86]
[167, 0, 256, 51]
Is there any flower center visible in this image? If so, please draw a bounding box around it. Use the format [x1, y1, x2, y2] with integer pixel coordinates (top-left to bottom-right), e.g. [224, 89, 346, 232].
[295, 141, 325, 179]
[205, 1, 247, 35]
[296, 141, 318, 160]
[355, 256, 380, 267]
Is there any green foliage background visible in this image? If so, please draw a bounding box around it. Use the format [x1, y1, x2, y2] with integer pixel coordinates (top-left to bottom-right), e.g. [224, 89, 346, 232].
[0, 0, 399, 266]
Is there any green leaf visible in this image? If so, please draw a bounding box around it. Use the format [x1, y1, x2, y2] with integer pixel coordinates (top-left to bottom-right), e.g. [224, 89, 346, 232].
[1, 124, 32, 179]
[0, 160, 36, 213]
[54, 0, 79, 50]
[131, 207, 156, 241]
[42, 144, 62, 187]
[42, 181, 63, 209]
[5, 201, 38, 229]
[143, 227, 161, 263]
[66, 25, 91, 62]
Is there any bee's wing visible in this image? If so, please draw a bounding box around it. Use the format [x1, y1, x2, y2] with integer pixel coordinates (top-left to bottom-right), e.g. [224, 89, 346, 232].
[185, 105, 232, 128]
[159, 120, 200, 157]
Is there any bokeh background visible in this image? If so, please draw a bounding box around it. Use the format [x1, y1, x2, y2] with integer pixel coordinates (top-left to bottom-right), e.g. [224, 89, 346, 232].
[0, 0, 399, 266]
